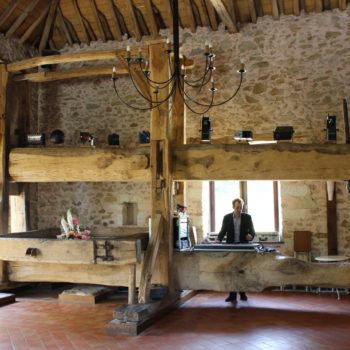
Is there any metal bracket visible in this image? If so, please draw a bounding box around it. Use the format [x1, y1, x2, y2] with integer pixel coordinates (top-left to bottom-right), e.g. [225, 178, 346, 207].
[94, 240, 116, 261]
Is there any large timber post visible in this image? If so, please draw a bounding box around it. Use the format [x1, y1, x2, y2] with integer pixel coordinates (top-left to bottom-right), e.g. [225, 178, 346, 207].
[0, 64, 9, 283]
[138, 41, 173, 303]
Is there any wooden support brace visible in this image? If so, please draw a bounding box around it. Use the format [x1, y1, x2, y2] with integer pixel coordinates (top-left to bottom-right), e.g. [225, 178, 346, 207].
[138, 214, 163, 303]
[128, 264, 136, 304]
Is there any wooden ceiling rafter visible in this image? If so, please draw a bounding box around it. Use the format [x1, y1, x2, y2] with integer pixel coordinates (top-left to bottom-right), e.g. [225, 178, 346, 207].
[315, 0, 323, 12]
[72, 0, 90, 44]
[164, 0, 174, 32]
[225, 0, 238, 26]
[0, 0, 20, 27]
[134, 5, 150, 36]
[124, 0, 142, 41]
[271, 0, 279, 19]
[88, 0, 107, 42]
[105, 0, 122, 40]
[144, 0, 159, 37]
[277, 0, 284, 14]
[247, 0, 257, 23]
[56, 5, 73, 46]
[191, 0, 203, 27]
[209, 0, 238, 33]
[5, 0, 41, 38]
[293, 0, 300, 15]
[204, 0, 218, 30]
[196, 0, 210, 27]
[19, 4, 50, 45]
[82, 16, 97, 41]
[185, 0, 197, 32]
[339, 0, 347, 10]
[39, 0, 60, 53]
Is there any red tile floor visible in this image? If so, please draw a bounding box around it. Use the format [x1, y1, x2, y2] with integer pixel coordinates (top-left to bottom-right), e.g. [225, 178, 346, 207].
[1, 286, 350, 350]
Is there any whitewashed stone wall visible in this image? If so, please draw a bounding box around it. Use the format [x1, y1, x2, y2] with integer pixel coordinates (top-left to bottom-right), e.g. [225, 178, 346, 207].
[32, 9, 350, 256]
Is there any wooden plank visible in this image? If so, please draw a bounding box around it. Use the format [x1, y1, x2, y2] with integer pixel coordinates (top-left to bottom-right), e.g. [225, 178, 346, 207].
[138, 214, 163, 303]
[72, 0, 90, 44]
[6, 48, 147, 73]
[14, 66, 128, 82]
[339, 0, 347, 10]
[0, 65, 9, 235]
[172, 143, 350, 181]
[128, 264, 136, 304]
[225, 0, 237, 24]
[56, 5, 73, 46]
[209, 0, 237, 33]
[39, 0, 60, 53]
[271, 0, 279, 19]
[327, 183, 337, 255]
[9, 147, 150, 182]
[204, 0, 218, 30]
[125, 0, 142, 41]
[293, 0, 300, 15]
[174, 251, 350, 291]
[59, 285, 112, 304]
[248, 0, 257, 23]
[105, 0, 122, 40]
[19, 4, 50, 44]
[0, 0, 20, 27]
[8, 261, 136, 286]
[88, 0, 107, 42]
[0, 238, 94, 264]
[315, 0, 323, 12]
[5, 0, 41, 38]
[185, 0, 197, 32]
[144, 0, 158, 36]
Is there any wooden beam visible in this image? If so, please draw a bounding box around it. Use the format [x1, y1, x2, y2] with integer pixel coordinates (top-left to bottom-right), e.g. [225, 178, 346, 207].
[88, 0, 107, 42]
[315, 0, 323, 12]
[6, 48, 147, 72]
[164, 0, 173, 32]
[185, 0, 197, 33]
[138, 214, 163, 303]
[209, 0, 238, 33]
[105, 0, 122, 40]
[13, 66, 128, 83]
[174, 251, 350, 291]
[0, 65, 9, 234]
[125, 0, 142, 41]
[144, 0, 158, 36]
[204, 0, 218, 30]
[56, 6, 73, 46]
[148, 43, 172, 290]
[172, 143, 350, 181]
[19, 4, 50, 44]
[293, 0, 300, 15]
[0, 0, 20, 27]
[39, 0, 60, 53]
[72, 0, 90, 44]
[5, 0, 41, 38]
[254, 0, 264, 17]
[225, 0, 237, 25]
[327, 183, 337, 255]
[339, 0, 347, 10]
[271, 0, 279, 19]
[9, 148, 150, 182]
[128, 264, 137, 304]
[248, 0, 257, 23]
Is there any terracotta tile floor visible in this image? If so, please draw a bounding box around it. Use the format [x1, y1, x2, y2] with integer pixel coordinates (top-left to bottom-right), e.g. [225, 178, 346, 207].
[1, 286, 350, 350]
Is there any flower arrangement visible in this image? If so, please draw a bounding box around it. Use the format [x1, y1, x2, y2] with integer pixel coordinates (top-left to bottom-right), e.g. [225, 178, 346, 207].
[57, 209, 91, 240]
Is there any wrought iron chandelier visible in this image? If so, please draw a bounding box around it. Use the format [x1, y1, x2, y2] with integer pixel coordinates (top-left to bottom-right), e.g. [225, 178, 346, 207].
[111, 0, 245, 114]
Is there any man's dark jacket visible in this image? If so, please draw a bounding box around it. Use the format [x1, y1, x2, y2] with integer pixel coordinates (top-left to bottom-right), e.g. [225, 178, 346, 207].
[217, 212, 255, 243]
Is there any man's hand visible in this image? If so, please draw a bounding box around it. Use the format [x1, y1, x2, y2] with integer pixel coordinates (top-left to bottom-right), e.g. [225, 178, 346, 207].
[245, 234, 253, 241]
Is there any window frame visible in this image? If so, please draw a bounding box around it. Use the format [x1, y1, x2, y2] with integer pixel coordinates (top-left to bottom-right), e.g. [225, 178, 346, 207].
[209, 180, 280, 234]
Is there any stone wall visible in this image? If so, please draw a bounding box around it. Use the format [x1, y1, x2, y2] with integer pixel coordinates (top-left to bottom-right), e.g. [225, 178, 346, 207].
[31, 9, 350, 256]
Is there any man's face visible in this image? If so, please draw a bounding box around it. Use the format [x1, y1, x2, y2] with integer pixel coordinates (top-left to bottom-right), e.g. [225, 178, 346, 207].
[233, 201, 242, 216]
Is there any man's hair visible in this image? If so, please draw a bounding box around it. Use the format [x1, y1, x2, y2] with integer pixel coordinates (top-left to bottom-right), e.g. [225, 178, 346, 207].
[232, 197, 244, 207]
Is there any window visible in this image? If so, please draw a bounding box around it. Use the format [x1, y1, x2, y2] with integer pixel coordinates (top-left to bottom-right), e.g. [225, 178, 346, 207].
[207, 180, 280, 236]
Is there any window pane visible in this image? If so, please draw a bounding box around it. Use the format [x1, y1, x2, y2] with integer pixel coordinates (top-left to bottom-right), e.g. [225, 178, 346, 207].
[215, 181, 240, 232]
[247, 181, 275, 232]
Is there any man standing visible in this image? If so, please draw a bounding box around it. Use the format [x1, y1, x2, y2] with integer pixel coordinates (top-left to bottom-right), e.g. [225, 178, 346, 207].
[216, 197, 255, 303]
